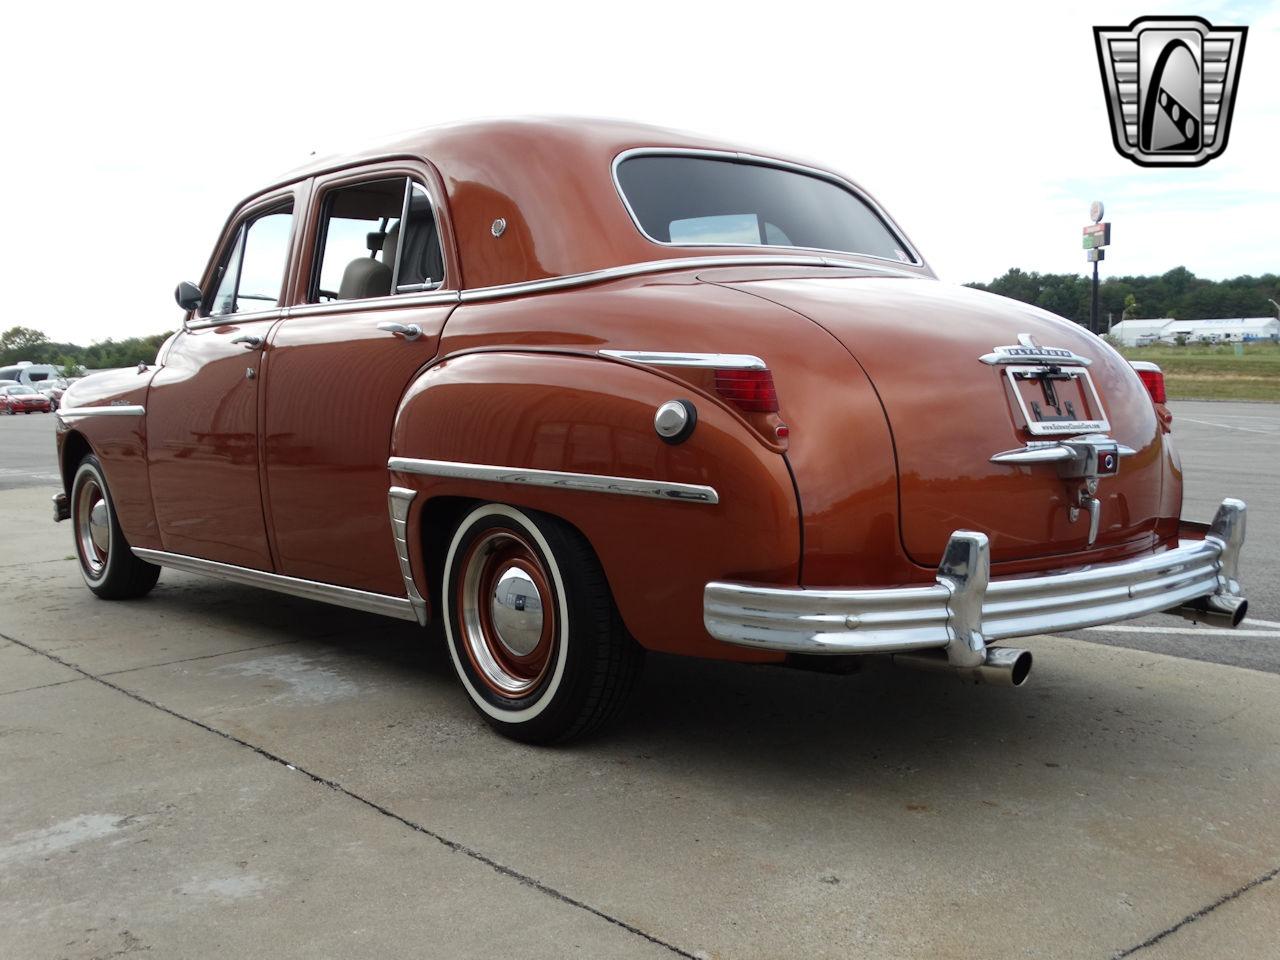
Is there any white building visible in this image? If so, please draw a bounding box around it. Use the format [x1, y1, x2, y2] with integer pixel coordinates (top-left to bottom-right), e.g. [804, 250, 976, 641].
[1108, 318, 1175, 346]
[1159, 317, 1279, 343]
[1109, 316, 1279, 345]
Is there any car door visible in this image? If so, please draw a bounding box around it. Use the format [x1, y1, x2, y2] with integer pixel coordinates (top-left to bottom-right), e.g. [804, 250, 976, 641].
[147, 187, 305, 570]
[262, 164, 457, 594]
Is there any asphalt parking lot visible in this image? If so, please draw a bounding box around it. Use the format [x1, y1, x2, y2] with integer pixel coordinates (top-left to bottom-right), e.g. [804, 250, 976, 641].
[2, 403, 1278, 958]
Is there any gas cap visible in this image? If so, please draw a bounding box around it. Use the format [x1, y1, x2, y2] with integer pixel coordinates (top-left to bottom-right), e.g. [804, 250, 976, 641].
[654, 400, 696, 445]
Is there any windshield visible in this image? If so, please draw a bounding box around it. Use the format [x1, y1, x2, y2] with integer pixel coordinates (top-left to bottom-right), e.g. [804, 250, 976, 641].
[615, 155, 915, 264]
[5, 385, 36, 395]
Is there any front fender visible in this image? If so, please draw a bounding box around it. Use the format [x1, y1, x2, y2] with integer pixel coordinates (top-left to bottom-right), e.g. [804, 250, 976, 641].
[57, 367, 160, 549]
[390, 351, 801, 661]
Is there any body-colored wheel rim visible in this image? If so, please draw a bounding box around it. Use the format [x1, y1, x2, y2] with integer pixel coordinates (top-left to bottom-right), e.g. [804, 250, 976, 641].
[457, 528, 558, 697]
[75, 476, 110, 576]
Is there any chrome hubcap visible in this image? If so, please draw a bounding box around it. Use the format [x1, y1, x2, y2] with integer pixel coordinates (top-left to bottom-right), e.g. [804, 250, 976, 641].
[489, 566, 545, 656]
[75, 477, 109, 576]
[458, 529, 557, 698]
[89, 501, 110, 553]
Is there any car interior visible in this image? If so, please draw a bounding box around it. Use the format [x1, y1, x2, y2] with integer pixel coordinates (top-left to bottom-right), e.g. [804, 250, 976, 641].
[315, 178, 444, 301]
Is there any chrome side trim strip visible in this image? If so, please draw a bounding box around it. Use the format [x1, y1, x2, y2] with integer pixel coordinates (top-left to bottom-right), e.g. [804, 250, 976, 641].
[130, 548, 419, 622]
[56, 405, 146, 421]
[598, 350, 766, 370]
[388, 457, 719, 505]
[388, 486, 429, 626]
[705, 499, 1247, 656]
[457, 254, 915, 303]
[287, 290, 460, 318]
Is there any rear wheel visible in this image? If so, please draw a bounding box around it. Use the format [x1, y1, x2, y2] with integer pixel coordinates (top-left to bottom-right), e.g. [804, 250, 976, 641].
[442, 503, 643, 744]
[71, 455, 160, 599]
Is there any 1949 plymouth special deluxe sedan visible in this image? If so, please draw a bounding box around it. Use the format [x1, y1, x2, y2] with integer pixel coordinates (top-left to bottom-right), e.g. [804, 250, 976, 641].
[53, 118, 1248, 742]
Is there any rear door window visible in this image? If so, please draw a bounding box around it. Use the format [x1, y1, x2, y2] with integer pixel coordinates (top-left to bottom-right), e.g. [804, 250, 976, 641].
[311, 178, 444, 303]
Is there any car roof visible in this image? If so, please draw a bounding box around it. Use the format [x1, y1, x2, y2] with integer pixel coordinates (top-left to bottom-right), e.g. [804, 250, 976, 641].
[257, 117, 929, 290]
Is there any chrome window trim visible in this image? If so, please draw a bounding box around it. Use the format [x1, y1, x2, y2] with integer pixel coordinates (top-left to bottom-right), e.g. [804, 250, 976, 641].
[610, 147, 924, 268]
[288, 290, 460, 318]
[56, 404, 146, 421]
[388, 457, 719, 505]
[185, 308, 284, 331]
[131, 548, 419, 622]
[599, 350, 766, 371]
[458, 253, 916, 303]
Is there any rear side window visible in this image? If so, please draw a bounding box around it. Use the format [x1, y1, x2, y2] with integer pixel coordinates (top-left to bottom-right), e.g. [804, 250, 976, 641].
[311, 177, 444, 303]
[616, 155, 913, 263]
[207, 204, 294, 316]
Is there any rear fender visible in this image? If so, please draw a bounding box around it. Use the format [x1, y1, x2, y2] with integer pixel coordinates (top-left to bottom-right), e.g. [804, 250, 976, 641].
[389, 351, 801, 661]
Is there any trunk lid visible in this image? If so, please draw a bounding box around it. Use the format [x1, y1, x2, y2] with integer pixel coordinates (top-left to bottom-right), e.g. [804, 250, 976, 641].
[715, 273, 1166, 566]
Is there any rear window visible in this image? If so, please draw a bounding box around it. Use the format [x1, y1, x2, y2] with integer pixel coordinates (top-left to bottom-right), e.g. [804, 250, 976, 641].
[615, 155, 914, 263]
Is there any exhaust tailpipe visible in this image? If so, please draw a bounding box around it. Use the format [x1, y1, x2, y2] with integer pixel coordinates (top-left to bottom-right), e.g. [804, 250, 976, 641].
[892, 646, 1033, 687]
[1168, 594, 1248, 629]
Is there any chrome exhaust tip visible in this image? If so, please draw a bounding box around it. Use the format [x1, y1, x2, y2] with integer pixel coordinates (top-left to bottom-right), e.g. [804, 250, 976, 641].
[1169, 594, 1248, 629]
[892, 646, 1033, 687]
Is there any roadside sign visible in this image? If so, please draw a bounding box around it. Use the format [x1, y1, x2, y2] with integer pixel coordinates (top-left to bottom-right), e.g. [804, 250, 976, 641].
[1087, 248, 1106, 262]
[1082, 223, 1112, 248]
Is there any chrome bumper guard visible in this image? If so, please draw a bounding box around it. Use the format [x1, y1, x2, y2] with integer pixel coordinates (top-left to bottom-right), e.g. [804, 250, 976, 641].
[704, 498, 1247, 668]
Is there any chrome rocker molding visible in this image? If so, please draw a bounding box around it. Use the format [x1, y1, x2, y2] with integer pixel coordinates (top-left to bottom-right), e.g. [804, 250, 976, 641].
[388, 486, 429, 626]
[388, 457, 720, 504]
[705, 498, 1248, 683]
[56, 404, 146, 421]
[130, 548, 419, 622]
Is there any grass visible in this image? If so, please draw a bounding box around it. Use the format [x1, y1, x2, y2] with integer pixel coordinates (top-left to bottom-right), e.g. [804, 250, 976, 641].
[1119, 341, 1280, 402]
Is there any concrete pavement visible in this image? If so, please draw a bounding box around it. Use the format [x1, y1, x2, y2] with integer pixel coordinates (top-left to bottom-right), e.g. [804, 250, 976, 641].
[3, 481, 1280, 958]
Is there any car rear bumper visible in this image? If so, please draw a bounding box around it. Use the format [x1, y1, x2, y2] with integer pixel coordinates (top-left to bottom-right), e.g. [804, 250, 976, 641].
[704, 498, 1247, 667]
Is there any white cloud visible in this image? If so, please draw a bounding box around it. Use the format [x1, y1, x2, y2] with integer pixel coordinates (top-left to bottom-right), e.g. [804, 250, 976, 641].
[2, 0, 1275, 343]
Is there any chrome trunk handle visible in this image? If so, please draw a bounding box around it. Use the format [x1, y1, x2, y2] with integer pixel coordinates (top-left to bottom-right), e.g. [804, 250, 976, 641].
[377, 321, 422, 341]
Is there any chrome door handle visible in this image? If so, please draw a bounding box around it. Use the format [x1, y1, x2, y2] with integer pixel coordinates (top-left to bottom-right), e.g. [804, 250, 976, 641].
[231, 334, 262, 350]
[377, 321, 422, 342]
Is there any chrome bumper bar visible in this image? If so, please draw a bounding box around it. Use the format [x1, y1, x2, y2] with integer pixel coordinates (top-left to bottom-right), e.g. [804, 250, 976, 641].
[704, 498, 1247, 667]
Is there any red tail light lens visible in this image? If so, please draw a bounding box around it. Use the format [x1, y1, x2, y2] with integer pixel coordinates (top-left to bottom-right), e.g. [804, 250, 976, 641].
[714, 368, 779, 413]
[1134, 366, 1167, 404]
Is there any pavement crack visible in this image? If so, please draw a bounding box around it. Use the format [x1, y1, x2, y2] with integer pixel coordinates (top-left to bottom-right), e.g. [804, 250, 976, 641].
[0, 676, 85, 698]
[0, 630, 698, 960]
[1111, 864, 1280, 958]
[95, 638, 303, 678]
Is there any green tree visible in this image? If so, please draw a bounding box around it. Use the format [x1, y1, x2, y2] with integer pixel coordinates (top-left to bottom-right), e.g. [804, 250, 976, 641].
[0, 326, 50, 363]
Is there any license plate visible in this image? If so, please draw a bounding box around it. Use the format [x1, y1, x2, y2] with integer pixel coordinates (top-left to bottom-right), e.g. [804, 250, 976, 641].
[1004, 365, 1110, 436]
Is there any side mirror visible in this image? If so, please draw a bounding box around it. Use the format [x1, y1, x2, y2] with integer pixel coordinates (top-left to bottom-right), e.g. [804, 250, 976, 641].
[174, 281, 203, 312]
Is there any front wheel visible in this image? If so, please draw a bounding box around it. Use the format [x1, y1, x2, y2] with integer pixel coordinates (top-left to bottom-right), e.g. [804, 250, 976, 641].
[71, 455, 160, 599]
[441, 503, 643, 743]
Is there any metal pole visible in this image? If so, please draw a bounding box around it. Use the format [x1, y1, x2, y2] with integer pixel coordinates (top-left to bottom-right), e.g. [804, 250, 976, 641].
[1091, 261, 1100, 334]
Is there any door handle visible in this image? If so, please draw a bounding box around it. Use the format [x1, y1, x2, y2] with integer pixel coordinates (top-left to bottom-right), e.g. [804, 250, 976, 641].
[377, 321, 422, 342]
[231, 334, 262, 350]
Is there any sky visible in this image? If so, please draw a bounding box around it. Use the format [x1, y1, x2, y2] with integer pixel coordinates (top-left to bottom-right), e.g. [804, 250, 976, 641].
[2, 0, 1276, 344]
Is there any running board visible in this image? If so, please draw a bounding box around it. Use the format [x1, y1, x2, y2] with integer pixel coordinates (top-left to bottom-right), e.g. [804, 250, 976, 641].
[130, 548, 419, 622]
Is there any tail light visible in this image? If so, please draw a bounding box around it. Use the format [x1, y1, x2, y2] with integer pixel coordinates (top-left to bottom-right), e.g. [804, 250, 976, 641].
[1131, 362, 1167, 404]
[714, 368, 779, 413]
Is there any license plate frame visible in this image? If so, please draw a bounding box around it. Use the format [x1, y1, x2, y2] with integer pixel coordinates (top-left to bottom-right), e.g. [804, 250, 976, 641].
[1004, 364, 1110, 436]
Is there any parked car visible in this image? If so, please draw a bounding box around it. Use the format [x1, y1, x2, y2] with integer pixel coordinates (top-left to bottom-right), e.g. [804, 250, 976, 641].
[2, 384, 53, 414]
[51, 119, 1248, 743]
[33, 379, 69, 411]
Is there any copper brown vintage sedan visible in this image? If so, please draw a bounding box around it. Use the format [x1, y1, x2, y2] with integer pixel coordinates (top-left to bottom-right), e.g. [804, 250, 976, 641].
[52, 118, 1248, 742]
